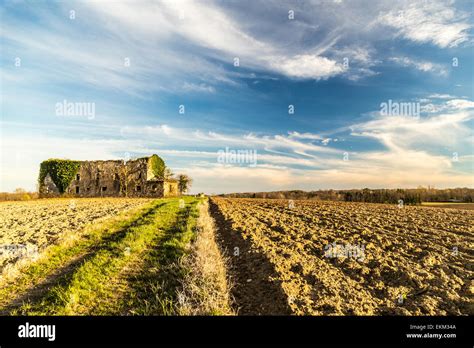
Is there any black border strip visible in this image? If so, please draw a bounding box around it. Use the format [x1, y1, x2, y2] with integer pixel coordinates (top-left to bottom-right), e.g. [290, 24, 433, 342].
[0, 316, 471, 346]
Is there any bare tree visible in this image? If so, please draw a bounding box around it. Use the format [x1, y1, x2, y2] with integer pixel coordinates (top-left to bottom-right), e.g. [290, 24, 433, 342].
[177, 174, 193, 194]
[164, 167, 174, 179]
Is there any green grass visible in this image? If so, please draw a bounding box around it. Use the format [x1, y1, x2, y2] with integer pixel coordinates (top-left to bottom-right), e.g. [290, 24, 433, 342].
[1, 196, 202, 315]
[0, 199, 161, 311]
[119, 198, 201, 315]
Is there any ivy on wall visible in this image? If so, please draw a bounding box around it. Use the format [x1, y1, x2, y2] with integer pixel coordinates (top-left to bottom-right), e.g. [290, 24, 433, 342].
[39, 159, 81, 193]
[148, 154, 166, 179]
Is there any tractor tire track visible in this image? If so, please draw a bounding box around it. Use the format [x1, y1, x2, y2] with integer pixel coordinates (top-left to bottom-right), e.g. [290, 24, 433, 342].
[209, 199, 292, 315]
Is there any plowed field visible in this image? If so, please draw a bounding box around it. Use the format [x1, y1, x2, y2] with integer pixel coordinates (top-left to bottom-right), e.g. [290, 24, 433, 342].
[0, 198, 153, 271]
[0, 197, 204, 315]
[211, 197, 474, 315]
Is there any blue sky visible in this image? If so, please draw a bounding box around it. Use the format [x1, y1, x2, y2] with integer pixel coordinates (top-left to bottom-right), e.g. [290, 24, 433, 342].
[1, 0, 473, 193]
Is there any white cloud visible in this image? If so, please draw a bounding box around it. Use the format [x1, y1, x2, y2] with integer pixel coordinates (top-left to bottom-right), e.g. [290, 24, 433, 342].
[81, 0, 345, 81]
[351, 98, 474, 175]
[321, 138, 332, 146]
[389, 57, 448, 76]
[2, 0, 470, 96]
[182, 82, 216, 93]
[428, 93, 457, 99]
[353, 111, 472, 149]
[446, 99, 474, 110]
[378, 1, 471, 48]
[421, 98, 474, 113]
[270, 55, 345, 79]
[127, 125, 173, 139]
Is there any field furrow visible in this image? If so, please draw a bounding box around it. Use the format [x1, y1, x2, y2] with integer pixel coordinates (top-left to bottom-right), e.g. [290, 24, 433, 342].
[211, 197, 474, 315]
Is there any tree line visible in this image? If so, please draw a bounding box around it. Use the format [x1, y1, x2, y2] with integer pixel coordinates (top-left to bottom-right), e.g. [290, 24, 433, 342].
[219, 187, 474, 205]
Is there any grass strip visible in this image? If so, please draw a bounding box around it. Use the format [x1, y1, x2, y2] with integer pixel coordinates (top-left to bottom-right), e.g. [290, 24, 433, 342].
[0, 199, 162, 312]
[122, 197, 201, 315]
[13, 197, 200, 315]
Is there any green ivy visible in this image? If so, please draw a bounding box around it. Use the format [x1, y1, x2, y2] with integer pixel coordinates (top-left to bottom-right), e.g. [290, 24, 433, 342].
[39, 159, 81, 193]
[148, 154, 166, 179]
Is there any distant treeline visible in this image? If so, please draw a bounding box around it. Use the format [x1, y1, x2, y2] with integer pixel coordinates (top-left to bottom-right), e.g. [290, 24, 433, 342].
[0, 188, 38, 201]
[219, 187, 474, 205]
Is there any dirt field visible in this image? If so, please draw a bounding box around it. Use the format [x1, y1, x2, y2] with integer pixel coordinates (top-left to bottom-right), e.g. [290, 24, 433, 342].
[210, 197, 474, 315]
[0, 198, 153, 271]
[421, 202, 474, 210]
[1, 196, 472, 316]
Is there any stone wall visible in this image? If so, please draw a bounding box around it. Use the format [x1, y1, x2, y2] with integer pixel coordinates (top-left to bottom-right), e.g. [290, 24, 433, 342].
[39, 157, 176, 198]
[40, 173, 60, 196]
[163, 181, 179, 196]
[66, 160, 123, 197]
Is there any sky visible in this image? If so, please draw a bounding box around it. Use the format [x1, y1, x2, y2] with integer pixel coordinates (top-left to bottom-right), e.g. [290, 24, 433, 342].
[0, 0, 473, 194]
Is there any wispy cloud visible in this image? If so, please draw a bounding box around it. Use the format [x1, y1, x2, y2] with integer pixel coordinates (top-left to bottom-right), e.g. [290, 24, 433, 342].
[182, 82, 216, 94]
[2, 0, 470, 99]
[388, 57, 448, 76]
[377, 0, 471, 48]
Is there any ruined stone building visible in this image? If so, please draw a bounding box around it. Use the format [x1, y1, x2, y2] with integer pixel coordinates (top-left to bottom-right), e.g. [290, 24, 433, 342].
[38, 154, 179, 198]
